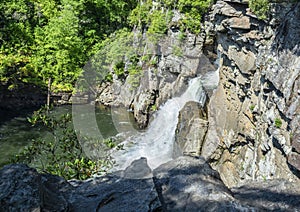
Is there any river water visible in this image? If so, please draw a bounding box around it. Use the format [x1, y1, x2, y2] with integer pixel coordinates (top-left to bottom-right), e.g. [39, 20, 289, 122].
[0, 105, 136, 168]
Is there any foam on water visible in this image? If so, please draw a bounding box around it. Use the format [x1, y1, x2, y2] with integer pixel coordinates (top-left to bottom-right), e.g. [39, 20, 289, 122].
[111, 77, 206, 171]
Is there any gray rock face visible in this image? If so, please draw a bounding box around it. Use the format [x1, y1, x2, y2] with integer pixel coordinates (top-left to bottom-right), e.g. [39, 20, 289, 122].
[232, 179, 300, 211]
[173, 101, 208, 158]
[153, 156, 248, 211]
[0, 163, 161, 211]
[201, 0, 300, 187]
[96, 30, 207, 128]
[1, 158, 300, 211]
[0, 164, 41, 211]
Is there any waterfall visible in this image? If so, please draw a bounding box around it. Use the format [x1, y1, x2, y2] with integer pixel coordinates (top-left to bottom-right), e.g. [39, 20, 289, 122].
[110, 77, 205, 171]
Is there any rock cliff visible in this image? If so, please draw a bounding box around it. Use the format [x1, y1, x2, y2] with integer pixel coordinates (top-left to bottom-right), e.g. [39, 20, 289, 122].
[95, 27, 213, 128]
[174, 0, 300, 187]
[95, 0, 300, 188]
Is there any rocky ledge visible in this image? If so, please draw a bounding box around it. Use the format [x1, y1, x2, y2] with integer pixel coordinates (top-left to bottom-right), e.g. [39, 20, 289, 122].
[1, 156, 300, 211]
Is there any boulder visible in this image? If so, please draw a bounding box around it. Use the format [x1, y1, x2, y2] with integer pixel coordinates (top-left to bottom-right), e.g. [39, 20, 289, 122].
[152, 156, 254, 211]
[1, 157, 300, 211]
[173, 101, 208, 158]
[0, 162, 161, 212]
[0, 164, 41, 211]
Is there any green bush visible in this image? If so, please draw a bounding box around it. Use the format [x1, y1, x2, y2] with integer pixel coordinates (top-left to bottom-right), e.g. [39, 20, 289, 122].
[13, 106, 112, 180]
[172, 45, 183, 57]
[274, 117, 282, 128]
[128, 65, 143, 90]
[249, 0, 269, 20]
[148, 10, 168, 35]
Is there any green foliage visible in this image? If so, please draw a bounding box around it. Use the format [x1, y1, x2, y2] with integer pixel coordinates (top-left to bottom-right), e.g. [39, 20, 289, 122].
[147, 10, 168, 36]
[103, 138, 117, 149]
[128, 0, 152, 27]
[178, 32, 187, 42]
[128, 65, 143, 90]
[113, 61, 126, 80]
[0, 0, 137, 92]
[0, 0, 213, 92]
[249, 0, 269, 20]
[274, 117, 282, 128]
[32, 2, 85, 92]
[178, 0, 213, 34]
[150, 104, 157, 111]
[129, 0, 212, 35]
[172, 45, 183, 57]
[14, 106, 112, 180]
[249, 105, 255, 111]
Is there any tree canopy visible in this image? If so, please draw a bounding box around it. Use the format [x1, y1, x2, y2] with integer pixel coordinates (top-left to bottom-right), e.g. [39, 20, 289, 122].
[0, 0, 213, 92]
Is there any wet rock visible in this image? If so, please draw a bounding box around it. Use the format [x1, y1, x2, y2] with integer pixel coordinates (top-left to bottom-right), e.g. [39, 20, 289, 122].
[122, 157, 153, 179]
[133, 90, 157, 128]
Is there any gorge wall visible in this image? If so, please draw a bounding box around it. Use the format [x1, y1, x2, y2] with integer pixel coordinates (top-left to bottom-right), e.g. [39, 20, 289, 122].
[95, 0, 300, 187]
[175, 0, 300, 187]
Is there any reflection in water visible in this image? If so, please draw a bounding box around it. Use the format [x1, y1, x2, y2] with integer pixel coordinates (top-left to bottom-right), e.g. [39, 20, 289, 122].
[0, 105, 137, 168]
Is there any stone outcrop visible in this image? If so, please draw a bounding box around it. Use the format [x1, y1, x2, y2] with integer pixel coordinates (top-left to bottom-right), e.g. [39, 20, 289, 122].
[192, 0, 300, 187]
[2, 157, 300, 211]
[173, 0, 300, 188]
[95, 30, 212, 128]
[0, 163, 161, 211]
[173, 101, 208, 158]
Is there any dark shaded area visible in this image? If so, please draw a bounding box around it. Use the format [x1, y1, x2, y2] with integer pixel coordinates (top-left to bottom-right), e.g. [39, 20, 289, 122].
[273, 2, 300, 56]
[232, 180, 300, 211]
[0, 83, 46, 124]
[1, 157, 300, 211]
[152, 157, 300, 211]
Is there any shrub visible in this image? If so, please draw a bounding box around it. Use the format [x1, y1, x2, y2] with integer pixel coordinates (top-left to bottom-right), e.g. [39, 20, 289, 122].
[274, 117, 282, 128]
[249, 0, 269, 20]
[128, 65, 143, 90]
[172, 45, 183, 57]
[13, 106, 112, 180]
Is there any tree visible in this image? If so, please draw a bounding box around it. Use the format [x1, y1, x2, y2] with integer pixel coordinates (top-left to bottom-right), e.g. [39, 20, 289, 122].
[0, 0, 38, 89]
[32, 2, 84, 92]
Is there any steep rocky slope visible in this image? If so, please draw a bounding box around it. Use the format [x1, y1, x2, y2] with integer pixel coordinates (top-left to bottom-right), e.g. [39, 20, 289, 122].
[95, 26, 213, 128]
[95, 0, 300, 187]
[174, 0, 300, 187]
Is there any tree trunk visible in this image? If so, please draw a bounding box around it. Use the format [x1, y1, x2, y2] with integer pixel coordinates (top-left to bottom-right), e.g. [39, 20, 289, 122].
[47, 78, 51, 108]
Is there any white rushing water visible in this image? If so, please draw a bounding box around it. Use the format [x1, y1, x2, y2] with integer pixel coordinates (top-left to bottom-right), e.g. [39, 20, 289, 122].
[111, 77, 206, 171]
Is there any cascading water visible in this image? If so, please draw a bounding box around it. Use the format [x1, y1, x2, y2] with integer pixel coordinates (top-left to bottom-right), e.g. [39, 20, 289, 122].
[111, 77, 206, 171]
